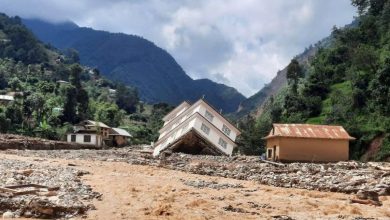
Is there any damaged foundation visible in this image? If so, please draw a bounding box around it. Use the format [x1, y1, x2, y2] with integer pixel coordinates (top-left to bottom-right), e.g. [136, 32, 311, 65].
[165, 130, 227, 156]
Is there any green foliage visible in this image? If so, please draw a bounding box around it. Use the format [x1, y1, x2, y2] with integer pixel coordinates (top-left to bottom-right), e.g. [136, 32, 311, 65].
[8, 76, 21, 91]
[0, 108, 11, 133]
[125, 103, 173, 144]
[94, 102, 124, 127]
[376, 135, 390, 160]
[0, 14, 48, 64]
[236, 115, 265, 155]
[286, 59, 304, 93]
[115, 83, 138, 114]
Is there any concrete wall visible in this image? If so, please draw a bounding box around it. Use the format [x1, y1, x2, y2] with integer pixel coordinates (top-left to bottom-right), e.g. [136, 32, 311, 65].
[67, 133, 101, 147]
[193, 116, 234, 156]
[198, 104, 238, 141]
[266, 137, 349, 162]
[0, 134, 99, 150]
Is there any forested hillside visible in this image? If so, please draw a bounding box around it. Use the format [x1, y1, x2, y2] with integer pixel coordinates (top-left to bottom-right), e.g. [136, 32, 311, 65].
[0, 13, 171, 143]
[237, 0, 390, 161]
[23, 19, 245, 113]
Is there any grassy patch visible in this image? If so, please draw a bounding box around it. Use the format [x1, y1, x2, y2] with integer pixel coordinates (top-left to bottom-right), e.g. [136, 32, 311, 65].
[306, 81, 352, 124]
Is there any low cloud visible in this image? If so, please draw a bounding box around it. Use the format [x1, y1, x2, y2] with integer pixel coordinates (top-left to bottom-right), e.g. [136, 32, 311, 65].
[0, 0, 356, 96]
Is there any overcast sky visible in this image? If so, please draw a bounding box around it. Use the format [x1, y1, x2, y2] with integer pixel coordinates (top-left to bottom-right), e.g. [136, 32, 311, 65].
[0, 0, 356, 97]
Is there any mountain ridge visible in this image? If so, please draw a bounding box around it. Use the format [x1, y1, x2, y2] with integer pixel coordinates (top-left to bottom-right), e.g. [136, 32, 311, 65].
[23, 18, 245, 113]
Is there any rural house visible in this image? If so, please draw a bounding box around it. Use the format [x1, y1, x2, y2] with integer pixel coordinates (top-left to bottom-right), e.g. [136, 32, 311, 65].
[109, 127, 132, 147]
[263, 124, 355, 162]
[153, 99, 241, 157]
[67, 120, 131, 147]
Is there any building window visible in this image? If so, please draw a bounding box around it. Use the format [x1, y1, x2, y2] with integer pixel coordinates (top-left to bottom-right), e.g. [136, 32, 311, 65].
[84, 135, 91, 143]
[267, 149, 273, 158]
[222, 125, 231, 136]
[71, 135, 76, 142]
[201, 123, 210, 135]
[205, 110, 214, 122]
[218, 138, 227, 149]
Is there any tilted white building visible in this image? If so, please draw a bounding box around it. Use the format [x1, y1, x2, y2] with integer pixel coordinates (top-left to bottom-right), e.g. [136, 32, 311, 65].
[153, 99, 241, 157]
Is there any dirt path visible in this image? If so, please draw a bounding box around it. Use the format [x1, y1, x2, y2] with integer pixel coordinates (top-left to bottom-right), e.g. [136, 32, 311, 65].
[1, 153, 389, 220]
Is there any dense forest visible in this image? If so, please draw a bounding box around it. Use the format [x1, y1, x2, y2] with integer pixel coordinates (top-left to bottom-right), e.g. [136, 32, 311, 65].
[0, 13, 172, 144]
[237, 0, 390, 161]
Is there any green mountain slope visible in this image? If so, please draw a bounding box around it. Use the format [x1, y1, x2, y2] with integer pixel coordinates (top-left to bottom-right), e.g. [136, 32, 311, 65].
[22, 19, 245, 113]
[0, 13, 171, 144]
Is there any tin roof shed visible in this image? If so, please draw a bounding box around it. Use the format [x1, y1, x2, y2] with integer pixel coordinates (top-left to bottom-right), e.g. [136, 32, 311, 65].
[264, 124, 355, 140]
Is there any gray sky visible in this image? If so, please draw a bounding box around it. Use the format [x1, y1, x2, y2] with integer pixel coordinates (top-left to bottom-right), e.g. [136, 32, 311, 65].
[0, 0, 357, 97]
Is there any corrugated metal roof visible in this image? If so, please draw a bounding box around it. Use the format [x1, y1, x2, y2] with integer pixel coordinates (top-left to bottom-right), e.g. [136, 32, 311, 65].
[110, 128, 132, 137]
[264, 124, 355, 140]
[85, 120, 110, 128]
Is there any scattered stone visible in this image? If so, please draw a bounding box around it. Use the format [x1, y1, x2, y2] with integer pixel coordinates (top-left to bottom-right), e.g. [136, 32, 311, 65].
[356, 190, 379, 201]
[2, 148, 390, 198]
[272, 215, 294, 220]
[180, 179, 243, 190]
[2, 211, 15, 218]
[0, 158, 99, 218]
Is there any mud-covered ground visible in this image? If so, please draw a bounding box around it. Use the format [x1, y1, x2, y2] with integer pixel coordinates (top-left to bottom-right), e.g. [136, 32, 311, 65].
[0, 148, 389, 219]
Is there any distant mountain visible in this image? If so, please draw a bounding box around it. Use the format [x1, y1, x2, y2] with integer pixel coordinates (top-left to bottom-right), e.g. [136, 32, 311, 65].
[234, 37, 332, 119]
[23, 19, 245, 113]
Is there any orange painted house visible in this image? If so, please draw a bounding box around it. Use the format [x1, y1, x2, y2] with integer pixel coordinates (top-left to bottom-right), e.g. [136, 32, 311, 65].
[263, 124, 355, 162]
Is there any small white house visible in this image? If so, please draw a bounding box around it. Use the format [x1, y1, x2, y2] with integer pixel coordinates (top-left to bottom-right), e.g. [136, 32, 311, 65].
[67, 132, 102, 147]
[153, 99, 241, 157]
[67, 120, 132, 147]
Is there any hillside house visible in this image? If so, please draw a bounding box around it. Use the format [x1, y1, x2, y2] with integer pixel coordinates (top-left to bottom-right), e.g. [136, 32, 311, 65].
[153, 99, 241, 157]
[67, 120, 131, 147]
[109, 127, 132, 147]
[0, 95, 14, 105]
[263, 124, 355, 162]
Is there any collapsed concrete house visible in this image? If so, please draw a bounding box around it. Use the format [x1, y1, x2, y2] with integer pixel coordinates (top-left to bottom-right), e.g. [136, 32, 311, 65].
[153, 99, 241, 157]
[263, 124, 355, 162]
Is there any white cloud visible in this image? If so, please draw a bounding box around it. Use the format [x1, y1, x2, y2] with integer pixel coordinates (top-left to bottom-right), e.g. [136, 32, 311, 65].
[0, 0, 356, 96]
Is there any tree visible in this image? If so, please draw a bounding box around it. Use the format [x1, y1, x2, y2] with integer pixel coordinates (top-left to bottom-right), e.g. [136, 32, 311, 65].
[116, 84, 139, 113]
[68, 64, 89, 121]
[69, 64, 82, 88]
[62, 84, 78, 123]
[8, 76, 21, 91]
[0, 111, 11, 133]
[286, 59, 303, 94]
[236, 116, 265, 155]
[0, 70, 7, 89]
[5, 102, 23, 125]
[94, 102, 123, 127]
[24, 93, 45, 122]
[64, 48, 80, 64]
[370, 61, 390, 115]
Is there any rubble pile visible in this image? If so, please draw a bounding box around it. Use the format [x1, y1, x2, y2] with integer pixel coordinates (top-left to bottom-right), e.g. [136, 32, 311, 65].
[165, 154, 390, 196]
[0, 158, 99, 218]
[0, 134, 99, 150]
[3, 148, 390, 196]
[180, 179, 243, 190]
